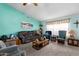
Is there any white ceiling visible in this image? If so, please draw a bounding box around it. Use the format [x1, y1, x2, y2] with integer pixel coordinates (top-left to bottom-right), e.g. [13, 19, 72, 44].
[8, 3, 79, 21]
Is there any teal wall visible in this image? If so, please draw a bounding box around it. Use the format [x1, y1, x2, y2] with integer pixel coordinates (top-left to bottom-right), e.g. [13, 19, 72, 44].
[69, 16, 79, 39]
[0, 4, 41, 35]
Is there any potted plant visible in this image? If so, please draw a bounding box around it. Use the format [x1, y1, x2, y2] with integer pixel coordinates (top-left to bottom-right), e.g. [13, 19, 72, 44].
[39, 24, 43, 36]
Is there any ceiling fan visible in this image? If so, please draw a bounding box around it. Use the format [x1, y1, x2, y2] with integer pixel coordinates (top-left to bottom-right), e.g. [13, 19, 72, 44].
[23, 3, 38, 6]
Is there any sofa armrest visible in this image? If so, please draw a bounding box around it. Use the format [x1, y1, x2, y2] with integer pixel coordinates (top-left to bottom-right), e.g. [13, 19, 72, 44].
[0, 45, 18, 55]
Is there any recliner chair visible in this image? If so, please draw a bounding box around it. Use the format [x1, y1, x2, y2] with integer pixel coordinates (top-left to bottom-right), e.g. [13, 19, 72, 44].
[57, 30, 66, 44]
[44, 31, 52, 40]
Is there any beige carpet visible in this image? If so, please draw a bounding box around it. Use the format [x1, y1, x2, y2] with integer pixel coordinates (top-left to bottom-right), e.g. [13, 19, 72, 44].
[21, 42, 79, 56]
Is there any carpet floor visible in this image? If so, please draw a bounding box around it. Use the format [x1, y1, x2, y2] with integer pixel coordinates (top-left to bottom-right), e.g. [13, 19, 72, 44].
[21, 41, 79, 56]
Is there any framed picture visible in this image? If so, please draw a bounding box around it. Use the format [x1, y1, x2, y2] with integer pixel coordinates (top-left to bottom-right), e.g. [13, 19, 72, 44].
[21, 21, 33, 29]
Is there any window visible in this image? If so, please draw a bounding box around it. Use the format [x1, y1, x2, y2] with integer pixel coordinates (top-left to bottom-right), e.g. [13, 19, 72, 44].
[46, 23, 69, 36]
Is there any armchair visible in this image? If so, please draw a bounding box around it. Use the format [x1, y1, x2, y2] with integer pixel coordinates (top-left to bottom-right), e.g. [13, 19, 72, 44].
[57, 30, 66, 44]
[43, 31, 52, 40]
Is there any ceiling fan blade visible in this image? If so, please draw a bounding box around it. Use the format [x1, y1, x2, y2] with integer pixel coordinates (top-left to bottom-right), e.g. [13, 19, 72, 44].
[33, 3, 38, 6]
[23, 3, 38, 6]
[23, 3, 27, 6]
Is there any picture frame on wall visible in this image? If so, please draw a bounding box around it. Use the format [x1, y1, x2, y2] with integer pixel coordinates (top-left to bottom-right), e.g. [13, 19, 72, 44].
[21, 21, 33, 29]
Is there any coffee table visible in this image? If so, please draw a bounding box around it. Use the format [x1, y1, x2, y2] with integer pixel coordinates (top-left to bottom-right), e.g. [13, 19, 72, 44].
[32, 39, 49, 50]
